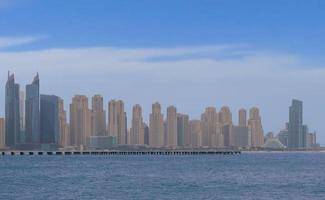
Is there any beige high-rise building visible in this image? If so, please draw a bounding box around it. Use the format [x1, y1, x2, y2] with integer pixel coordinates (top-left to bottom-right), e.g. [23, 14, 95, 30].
[189, 120, 201, 147]
[219, 106, 232, 125]
[166, 106, 177, 147]
[248, 107, 264, 148]
[130, 104, 144, 145]
[91, 95, 106, 136]
[239, 108, 247, 127]
[0, 118, 5, 148]
[219, 106, 233, 147]
[59, 98, 69, 147]
[149, 102, 164, 147]
[201, 107, 223, 147]
[70, 95, 91, 148]
[108, 100, 126, 145]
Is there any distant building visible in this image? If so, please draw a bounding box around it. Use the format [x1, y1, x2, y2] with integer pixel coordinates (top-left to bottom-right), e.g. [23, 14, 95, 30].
[59, 98, 69, 147]
[306, 132, 317, 149]
[88, 136, 116, 149]
[143, 123, 149, 146]
[201, 107, 222, 147]
[277, 128, 289, 147]
[25, 73, 40, 144]
[91, 95, 106, 136]
[40, 95, 59, 144]
[19, 91, 25, 143]
[70, 95, 91, 147]
[166, 106, 177, 147]
[238, 108, 247, 127]
[149, 102, 164, 147]
[263, 137, 285, 150]
[177, 114, 189, 147]
[189, 120, 201, 147]
[130, 104, 144, 145]
[248, 107, 264, 148]
[108, 100, 126, 145]
[0, 118, 5, 148]
[219, 106, 233, 147]
[5, 72, 20, 147]
[288, 99, 306, 149]
[232, 126, 250, 148]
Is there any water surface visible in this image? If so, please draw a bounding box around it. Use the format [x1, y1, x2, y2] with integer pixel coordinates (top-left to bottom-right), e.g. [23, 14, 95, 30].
[0, 152, 324, 200]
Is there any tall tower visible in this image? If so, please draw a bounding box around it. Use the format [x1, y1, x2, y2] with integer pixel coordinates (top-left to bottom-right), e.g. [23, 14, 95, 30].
[130, 104, 144, 145]
[149, 102, 164, 147]
[166, 106, 177, 147]
[19, 91, 25, 143]
[91, 95, 106, 136]
[40, 95, 59, 144]
[70, 95, 91, 147]
[25, 73, 40, 144]
[177, 113, 189, 147]
[108, 100, 126, 145]
[59, 98, 69, 147]
[248, 107, 264, 148]
[219, 106, 232, 125]
[288, 99, 305, 149]
[189, 120, 201, 147]
[238, 108, 247, 127]
[219, 106, 233, 147]
[5, 72, 20, 147]
[201, 107, 222, 147]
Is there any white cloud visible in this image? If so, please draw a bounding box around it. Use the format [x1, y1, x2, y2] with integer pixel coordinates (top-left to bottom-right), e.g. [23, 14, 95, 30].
[0, 36, 45, 49]
[0, 45, 324, 144]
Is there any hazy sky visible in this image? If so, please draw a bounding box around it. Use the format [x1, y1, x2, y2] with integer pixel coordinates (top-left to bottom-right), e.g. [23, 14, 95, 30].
[0, 0, 325, 144]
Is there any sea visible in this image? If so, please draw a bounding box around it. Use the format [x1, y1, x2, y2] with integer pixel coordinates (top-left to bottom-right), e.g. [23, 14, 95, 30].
[0, 152, 325, 200]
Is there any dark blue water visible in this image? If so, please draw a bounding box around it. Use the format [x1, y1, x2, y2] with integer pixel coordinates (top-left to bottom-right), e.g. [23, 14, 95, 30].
[1, 152, 325, 200]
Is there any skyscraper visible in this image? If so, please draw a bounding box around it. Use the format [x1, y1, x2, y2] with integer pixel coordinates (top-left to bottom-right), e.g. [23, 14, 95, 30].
[238, 108, 247, 127]
[189, 120, 201, 147]
[149, 102, 164, 147]
[219, 106, 233, 147]
[25, 73, 40, 144]
[5, 72, 20, 147]
[248, 107, 264, 148]
[219, 106, 232, 125]
[70, 95, 91, 147]
[130, 104, 144, 145]
[166, 106, 177, 147]
[91, 95, 106, 136]
[177, 113, 189, 147]
[201, 107, 222, 147]
[108, 100, 126, 145]
[288, 99, 305, 149]
[143, 123, 149, 146]
[59, 98, 69, 147]
[0, 118, 5, 148]
[40, 95, 59, 144]
[19, 91, 25, 143]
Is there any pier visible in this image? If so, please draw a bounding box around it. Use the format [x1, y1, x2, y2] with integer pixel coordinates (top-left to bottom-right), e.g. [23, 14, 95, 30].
[0, 150, 241, 156]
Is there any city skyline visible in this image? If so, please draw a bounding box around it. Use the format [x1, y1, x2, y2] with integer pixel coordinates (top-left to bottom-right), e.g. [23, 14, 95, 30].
[0, 1, 324, 145]
[0, 72, 319, 150]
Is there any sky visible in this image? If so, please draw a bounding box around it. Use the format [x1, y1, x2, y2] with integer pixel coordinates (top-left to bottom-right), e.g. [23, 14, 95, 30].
[0, 0, 325, 144]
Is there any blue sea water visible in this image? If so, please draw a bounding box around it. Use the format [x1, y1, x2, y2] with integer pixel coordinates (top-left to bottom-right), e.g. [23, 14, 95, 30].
[0, 152, 325, 200]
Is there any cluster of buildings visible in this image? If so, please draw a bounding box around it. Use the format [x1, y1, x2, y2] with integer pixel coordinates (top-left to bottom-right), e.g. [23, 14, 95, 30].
[0, 73, 319, 150]
[274, 99, 319, 149]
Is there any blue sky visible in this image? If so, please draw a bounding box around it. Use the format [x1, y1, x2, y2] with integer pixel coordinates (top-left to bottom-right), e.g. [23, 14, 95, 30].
[1, 0, 325, 144]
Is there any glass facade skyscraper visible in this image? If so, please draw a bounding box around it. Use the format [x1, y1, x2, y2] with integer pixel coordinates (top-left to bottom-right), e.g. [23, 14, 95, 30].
[288, 99, 306, 149]
[5, 72, 20, 147]
[40, 95, 59, 144]
[25, 73, 40, 144]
